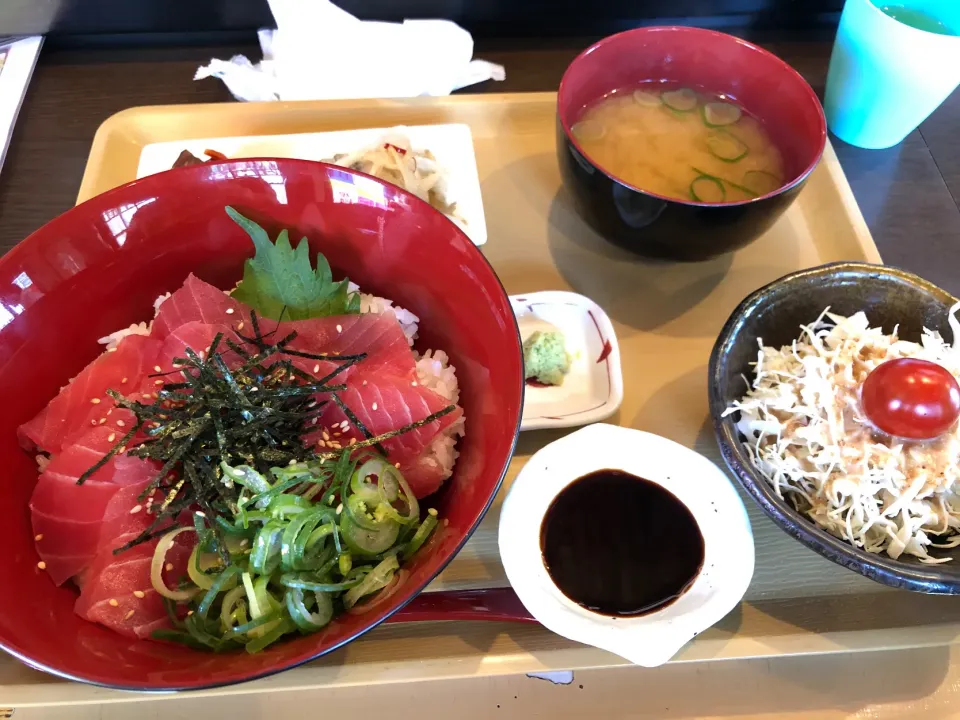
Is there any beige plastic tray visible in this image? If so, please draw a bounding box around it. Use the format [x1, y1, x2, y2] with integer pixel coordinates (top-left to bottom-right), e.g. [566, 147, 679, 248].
[6, 93, 959, 708]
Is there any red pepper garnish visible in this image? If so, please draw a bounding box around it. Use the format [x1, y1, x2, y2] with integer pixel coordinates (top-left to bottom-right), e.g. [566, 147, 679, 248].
[384, 143, 407, 156]
[204, 149, 229, 161]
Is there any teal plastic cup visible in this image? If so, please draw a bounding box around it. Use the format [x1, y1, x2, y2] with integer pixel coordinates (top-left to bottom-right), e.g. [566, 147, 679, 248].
[825, 0, 960, 149]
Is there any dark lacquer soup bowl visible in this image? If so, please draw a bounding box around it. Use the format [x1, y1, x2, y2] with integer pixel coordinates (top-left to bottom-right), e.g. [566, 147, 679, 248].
[557, 26, 827, 261]
[710, 262, 960, 593]
[0, 159, 523, 690]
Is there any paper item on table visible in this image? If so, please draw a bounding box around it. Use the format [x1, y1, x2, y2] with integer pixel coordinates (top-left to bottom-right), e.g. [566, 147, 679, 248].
[195, 0, 505, 102]
[0, 36, 43, 176]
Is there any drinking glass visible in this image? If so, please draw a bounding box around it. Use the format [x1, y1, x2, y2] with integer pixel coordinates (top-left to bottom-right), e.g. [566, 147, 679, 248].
[824, 0, 960, 149]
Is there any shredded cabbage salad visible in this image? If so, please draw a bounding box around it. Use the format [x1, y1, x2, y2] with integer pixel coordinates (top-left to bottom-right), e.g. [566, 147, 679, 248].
[724, 303, 960, 563]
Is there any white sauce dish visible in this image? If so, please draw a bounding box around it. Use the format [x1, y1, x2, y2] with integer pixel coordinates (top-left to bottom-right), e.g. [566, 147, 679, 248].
[498, 423, 755, 667]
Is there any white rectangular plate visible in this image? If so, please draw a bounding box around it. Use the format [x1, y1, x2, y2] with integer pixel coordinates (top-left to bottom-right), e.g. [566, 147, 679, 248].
[135, 123, 487, 245]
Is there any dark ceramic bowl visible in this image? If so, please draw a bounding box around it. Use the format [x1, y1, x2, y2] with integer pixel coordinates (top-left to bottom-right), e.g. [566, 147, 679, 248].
[0, 159, 524, 690]
[709, 262, 960, 593]
[557, 26, 827, 261]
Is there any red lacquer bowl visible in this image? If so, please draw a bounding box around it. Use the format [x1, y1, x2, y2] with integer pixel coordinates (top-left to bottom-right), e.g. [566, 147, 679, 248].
[557, 26, 827, 260]
[0, 159, 523, 690]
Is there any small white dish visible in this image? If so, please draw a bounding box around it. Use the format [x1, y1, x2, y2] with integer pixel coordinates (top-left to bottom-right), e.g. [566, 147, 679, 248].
[513, 291, 623, 431]
[498, 423, 755, 667]
[136, 123, 487, 246]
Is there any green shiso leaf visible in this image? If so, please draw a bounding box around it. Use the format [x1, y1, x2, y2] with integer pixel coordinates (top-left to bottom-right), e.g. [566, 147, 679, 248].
[227, 207, 361, 320]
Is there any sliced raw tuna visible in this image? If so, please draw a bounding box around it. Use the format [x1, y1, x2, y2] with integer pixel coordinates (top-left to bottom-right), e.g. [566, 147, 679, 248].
[312, 375, 463, 497]
[19, 334, 162, 454]
[276, 311, 416, 382]
[31, 433, 160, 585]
[151, 320, 238, 379]
[151, 274, 245, 339]
[75, 529, 193, 640]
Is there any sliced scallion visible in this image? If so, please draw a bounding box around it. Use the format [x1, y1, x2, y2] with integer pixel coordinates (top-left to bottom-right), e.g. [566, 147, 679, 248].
[661, 88, 698, 112]
[702, 102, 742, 127]
[706, 131, 749, 163]
[689, 175, 726, 203]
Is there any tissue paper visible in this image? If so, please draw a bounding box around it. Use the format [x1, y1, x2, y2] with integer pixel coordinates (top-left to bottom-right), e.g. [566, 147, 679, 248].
[196, 0, 505, 102]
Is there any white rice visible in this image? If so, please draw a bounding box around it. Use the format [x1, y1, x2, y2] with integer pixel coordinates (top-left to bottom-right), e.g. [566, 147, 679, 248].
[96, 292, 170, 350]
[97, 322, 150, 350]
[349, 282, 420, 346]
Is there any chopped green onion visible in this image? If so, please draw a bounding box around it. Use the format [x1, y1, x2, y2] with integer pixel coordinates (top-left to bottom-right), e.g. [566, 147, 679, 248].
[402, 515, 439, 558]
[279, 573, 364, 593]
[340, 511, 400, 555]
[690, 175, 726, 203]
[343, 555, 400, 610]
[661, 88, 698, 112]
[702, 101, 741, 127]
[706, 131, 749, 163]
[571, 119, 605, 142]
[285, 588, 334, 632]
[633, 89, 662, 107]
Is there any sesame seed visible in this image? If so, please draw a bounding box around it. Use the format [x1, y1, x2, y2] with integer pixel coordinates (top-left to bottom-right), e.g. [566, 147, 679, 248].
[108, 599, 119, 607]
[34, 533, 43, 541]
[443, 519, 449, 527]
[336, 503, 343, 515]
[317, 440, 326, 448]
[372, 403, 378, 411]
[155, 379, 164, 386]
[133, 590, 145, 599]
[91, 419, 98, 426]
[428, 508, 438, 517]
[107, 347, 117, 352]
[310, 418, 318, 425]
[313, 364, 321, 373]
[37, 561, 47, 570]
[187, 610, 194, 616]
[289, 374, 296, 381]
[154, 365, 162, 373]
[249, 386, 258, 393]
[336, 324, 342, 333]
[91, 397, 101, 404]
[226, 308, 235, 315]
[121, 377, 128, 384]
[116, 420, 125, 427]
[333, 432, 341, 437]
[288, 459, 297, 466]
[412, 381, 418, 387]
[349, 438, 357, 446]
[118, 445, 127, 454]
[99, 418, 107, 425]
[362, 380, 368, 386]
[395, 462, 401, 468]
[125, 610, 135, 620]
[129, 505, 142, 514]
[198, 350, 206, 358]
[106, 408, 113, 416]
[237, 322, 245, 330]
[322, 431, 330, 441]
[165, 563, 174, 571]
[108, 433, 116, 442]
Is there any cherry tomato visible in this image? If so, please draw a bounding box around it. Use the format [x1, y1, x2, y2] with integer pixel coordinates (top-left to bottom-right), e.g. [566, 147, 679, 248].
[861, 358, 960, 440]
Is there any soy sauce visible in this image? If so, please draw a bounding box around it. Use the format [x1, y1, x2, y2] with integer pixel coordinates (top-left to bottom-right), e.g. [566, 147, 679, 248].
[540, 470, 704, 617]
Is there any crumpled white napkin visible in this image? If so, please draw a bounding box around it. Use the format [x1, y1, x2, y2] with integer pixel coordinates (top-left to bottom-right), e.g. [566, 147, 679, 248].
[195, 0, 505, 101]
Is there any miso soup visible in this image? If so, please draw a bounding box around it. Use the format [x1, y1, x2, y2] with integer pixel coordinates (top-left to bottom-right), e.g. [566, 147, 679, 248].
[571, 84, 786, 203]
